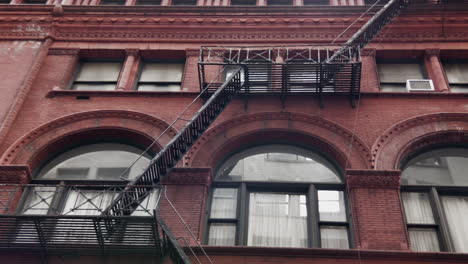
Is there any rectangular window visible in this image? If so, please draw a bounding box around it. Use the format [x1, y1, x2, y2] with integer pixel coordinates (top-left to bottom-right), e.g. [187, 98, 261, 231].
[230, 0, 256, 5]
[72, 61, 122, 91]
[0, 0, 11, 4]
[440, 196, 468, 253]
[318, 190, 349, 249]
[377, 62, 425, 92]
[247, 193, 307, 248]
[401, 192, 441, 252]
[137, 62, 184, 92]
[207, 188, 238, 246]
[443, 62, 468, 93]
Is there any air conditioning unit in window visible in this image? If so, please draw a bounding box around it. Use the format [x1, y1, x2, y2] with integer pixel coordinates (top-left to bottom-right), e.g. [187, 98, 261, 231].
[406, 79, 435, 92]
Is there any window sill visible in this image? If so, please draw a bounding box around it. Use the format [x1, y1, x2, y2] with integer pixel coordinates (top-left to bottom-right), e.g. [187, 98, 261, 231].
[46, 89, 200, 98]
[361, 91, 468, 98]
[198, 246, 468, 261]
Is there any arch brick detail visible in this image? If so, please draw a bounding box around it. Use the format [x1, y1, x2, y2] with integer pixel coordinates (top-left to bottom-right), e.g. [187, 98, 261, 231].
[185, 112, 371, 171]
[0, 110, 176, 170]
[372, 113, 468, 170]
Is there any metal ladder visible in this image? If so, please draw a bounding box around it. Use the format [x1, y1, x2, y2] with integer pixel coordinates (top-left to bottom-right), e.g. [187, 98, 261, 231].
[102, 0, 414, 262]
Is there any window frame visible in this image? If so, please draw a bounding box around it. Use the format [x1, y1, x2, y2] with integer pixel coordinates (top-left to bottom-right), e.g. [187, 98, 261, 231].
[442, 60, 468, 92]
[135, 59, 185, 92]
[205, 181, 353, 248]
[377, 60, 427, 92]
[401, 147, 468, 252]
[70, 59, 124, 91]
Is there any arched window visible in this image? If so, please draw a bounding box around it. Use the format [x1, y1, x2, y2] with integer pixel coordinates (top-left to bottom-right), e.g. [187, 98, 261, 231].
[206, 145, 350, 249]
[20, 143, 153, 216]
[401, 147, 468, 253]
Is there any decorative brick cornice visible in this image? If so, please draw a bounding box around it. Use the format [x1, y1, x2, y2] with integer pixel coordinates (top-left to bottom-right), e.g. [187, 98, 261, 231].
[186, 111, 371, 169]
[0, 165, 31, 184]
[1, 110, 176, 165]
[162, 167, 211, 185]
[372, 113, 468, 169]
[346, 170, 401, 189]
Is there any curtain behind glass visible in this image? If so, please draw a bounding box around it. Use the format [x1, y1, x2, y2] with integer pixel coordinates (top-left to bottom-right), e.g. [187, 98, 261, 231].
[441, 196, 468, 253]
[247, 193, 307, 247]
[57, 190, 116, 243]
[408, 228, 440, 252]
[401, 192, 435, 224]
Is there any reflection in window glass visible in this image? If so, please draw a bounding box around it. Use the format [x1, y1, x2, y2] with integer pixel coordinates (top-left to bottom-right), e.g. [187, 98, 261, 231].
[210, 188, 237, 219]
[248, 193, 307, 247]
[402, 148, 468, 186]
[318, 190, 346, 222]
[37, 143, 151, 181]
[216, 145, 340, 183]
[72, 62, 122, 91]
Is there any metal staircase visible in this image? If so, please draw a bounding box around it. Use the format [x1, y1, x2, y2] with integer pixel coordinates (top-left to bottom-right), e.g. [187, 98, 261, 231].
[99, 1, 416, 263]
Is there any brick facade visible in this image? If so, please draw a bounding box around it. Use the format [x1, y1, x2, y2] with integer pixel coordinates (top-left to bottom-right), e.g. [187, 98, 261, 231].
[1, 1, 468, 263]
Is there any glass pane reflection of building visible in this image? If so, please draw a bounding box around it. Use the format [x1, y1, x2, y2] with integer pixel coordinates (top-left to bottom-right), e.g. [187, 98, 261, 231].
[216, 145, 341, 183]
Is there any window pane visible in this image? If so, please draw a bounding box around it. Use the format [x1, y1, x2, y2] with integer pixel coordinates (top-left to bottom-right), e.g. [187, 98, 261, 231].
[36, 143, 151, 181]
[408, 228, 440, 252]
[441, 196, 468, 253]
[320, 226, 349, 249]
[21, 187, 56, 215]
[402, 148, 468, 186]
[208, 223, 236, 246]
[210, 188, 238, 219]
[75, 62, 122, 82]
[401, 192, 435, 224]
[72, 84, 117, 91]
[136, 0, 161, 4]
[139, 63, 184, 82]
[248, 193, 307, 248]
[216, 145, 341, 183]
[378, 63, 424, 83]
[444, 63, 468, 84]
[380, 83, 406, 92]
[137, 84, 181, 92]
[318, 190, 347, 222]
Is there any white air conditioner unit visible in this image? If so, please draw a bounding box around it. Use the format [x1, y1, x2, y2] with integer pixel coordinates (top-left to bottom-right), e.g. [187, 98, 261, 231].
[406, 79, 435, 92]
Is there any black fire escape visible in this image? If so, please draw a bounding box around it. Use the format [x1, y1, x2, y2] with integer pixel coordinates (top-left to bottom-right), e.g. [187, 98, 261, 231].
[0, 0, 460, 263]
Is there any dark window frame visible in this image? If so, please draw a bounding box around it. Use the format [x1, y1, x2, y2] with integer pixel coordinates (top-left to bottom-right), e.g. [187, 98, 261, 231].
[205, 181, 352, 249]
[135, 59, 185, 92]
[71, 59, 124, 91]
[376, 59, 427, 91]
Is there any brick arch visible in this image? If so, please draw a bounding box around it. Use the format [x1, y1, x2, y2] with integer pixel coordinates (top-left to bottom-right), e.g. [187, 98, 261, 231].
[1, 110, 176, 173]
[372, 113, 468, 170]
[185, 112, 371, 171]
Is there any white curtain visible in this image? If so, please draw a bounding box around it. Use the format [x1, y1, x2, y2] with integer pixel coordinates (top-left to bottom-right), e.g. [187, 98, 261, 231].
[402, 192, 435, 224]
[208, 223, 236, 246]
[55, 190, 116, 244]
[441, 196, 468, 253]
[210, 188, 237, 219]
[408, 228, 440, 252]
[247, 193, 307, 248]
[320, 226, 349, 249]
